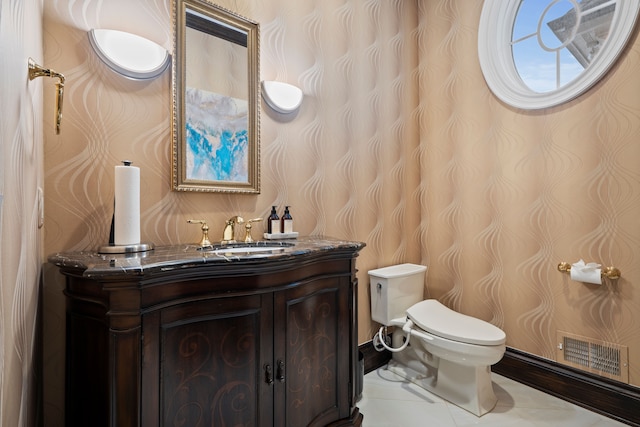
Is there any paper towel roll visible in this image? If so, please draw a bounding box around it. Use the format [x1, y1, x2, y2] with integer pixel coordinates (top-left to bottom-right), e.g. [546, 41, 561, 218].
[114, 162, 140, 246]
[570, 260, 602, 285]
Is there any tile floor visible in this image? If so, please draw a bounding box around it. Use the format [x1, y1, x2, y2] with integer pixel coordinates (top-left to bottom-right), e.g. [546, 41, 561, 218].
[358, 367, 628, 426]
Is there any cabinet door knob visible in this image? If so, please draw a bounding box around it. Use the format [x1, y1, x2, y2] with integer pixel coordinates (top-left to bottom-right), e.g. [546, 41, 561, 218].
[264, 364, 274, 385]
[276, 360, 285, 382]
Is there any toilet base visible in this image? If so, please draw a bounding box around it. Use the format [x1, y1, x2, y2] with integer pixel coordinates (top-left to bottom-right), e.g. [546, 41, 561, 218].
[388, 352, 498, 416]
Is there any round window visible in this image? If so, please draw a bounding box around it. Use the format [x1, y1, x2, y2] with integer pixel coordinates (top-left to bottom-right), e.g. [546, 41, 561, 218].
[478, 0, 639, 109]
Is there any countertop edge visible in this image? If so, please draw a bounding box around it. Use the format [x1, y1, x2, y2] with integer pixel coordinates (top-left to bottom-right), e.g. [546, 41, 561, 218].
[48, 236, 366, 280]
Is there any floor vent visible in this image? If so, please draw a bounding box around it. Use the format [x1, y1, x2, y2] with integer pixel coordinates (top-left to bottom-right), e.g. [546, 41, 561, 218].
[556, 331, 628, 383]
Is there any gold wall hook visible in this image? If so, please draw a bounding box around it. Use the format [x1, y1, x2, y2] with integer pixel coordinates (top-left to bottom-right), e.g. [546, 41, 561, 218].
[28, 58, 65, 134]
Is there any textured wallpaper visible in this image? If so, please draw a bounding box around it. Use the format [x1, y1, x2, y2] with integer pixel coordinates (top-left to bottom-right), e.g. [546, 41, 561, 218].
[419, 1, 640, 385]
[0, 0, 44, 425]
[40, 0, 640, 425]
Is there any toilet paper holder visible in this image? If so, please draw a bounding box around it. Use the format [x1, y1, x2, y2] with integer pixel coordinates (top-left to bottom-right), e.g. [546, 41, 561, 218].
[557, 262, 621, 280]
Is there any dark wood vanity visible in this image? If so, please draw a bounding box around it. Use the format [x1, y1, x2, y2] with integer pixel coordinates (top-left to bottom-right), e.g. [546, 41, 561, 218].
[50, 237, 365, 427]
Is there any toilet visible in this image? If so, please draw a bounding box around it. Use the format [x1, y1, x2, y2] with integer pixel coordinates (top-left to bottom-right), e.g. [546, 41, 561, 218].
[369, 264, 506, 416]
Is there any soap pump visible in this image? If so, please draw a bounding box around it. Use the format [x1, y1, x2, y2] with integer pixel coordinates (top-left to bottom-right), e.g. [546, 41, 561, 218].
[267, 206, 280, 234]
[281, 206, 293, 233]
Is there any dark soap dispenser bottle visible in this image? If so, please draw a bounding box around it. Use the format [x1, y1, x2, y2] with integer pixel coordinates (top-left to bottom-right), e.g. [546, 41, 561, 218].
[281, 206, 293, 233]
[268, 206, 280, 234]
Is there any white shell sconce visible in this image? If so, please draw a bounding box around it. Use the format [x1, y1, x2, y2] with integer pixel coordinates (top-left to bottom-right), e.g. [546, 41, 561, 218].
[88, 29, 170, 80]
[261, 81, 303, 114]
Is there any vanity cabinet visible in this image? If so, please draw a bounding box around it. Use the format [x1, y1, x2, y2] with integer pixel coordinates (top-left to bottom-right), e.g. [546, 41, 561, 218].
[54, 239, 364, 427]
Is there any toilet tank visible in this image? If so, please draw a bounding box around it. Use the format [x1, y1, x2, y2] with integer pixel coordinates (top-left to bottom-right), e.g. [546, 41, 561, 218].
[369, 263, 427, 325]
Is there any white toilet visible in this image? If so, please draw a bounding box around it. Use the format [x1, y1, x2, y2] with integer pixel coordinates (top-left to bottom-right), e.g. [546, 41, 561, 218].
[369, 264, 506, 416]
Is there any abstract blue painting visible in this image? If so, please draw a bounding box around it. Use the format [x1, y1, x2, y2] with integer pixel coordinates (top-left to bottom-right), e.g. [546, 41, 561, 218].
[185, 87, 249, 183]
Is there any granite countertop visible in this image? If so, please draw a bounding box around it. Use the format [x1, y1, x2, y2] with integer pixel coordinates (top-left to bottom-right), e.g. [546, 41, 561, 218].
[48, 236, 365, 279]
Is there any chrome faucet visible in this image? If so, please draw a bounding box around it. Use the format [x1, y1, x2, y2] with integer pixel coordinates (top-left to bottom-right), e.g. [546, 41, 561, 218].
[222, 216, 244, 244]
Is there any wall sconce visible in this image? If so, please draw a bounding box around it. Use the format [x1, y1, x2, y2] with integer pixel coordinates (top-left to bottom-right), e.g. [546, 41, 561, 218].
[88, 29, 170, 80]
[261, 81, 303, 114]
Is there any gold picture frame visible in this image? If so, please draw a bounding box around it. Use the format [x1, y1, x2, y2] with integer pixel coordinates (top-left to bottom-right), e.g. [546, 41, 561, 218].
[172, 0, 260, 193]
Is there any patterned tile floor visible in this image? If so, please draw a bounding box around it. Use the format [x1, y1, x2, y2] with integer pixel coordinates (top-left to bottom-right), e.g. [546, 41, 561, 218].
[358, 368, 628, 426]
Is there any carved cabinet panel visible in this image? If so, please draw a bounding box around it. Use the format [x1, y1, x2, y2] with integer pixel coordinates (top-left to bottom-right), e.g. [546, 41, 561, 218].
[142, 276, 351, 426]
[142, 294, 273, 425]
[55, 240, 364, 427]
[275, 278, 350, 426]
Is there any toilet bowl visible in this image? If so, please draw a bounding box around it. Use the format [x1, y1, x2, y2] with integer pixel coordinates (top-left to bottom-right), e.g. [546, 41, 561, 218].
[369, 264, 506, 417]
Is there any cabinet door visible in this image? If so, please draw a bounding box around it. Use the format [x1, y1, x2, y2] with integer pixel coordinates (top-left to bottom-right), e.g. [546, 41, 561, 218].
[142, 294, 274, 426]
[273, 276, 351, 426]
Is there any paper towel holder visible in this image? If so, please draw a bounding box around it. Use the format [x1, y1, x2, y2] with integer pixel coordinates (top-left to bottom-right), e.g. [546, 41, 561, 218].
[557, 262, 621, 280]
[98, 160, 155, 254]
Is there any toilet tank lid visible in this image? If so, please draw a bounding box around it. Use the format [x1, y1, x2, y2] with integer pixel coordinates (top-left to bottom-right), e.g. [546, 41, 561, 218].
[368, 263, 427, 278]
[407, 299, 506, 346]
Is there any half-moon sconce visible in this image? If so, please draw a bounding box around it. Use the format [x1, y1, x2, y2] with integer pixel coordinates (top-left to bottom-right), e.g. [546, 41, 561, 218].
[261, 81, 303, 114]
[88, 29, 170, 80]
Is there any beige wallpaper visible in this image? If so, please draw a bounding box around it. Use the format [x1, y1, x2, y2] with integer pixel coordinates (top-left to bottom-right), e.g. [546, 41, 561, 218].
[419, 1, 640, 385]
[39, 0, 640, 425]
[0, 0, 44, 425]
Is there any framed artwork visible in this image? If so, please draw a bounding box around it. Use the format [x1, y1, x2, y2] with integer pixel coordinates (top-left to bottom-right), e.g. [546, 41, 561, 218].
[173, 0, 260, 193]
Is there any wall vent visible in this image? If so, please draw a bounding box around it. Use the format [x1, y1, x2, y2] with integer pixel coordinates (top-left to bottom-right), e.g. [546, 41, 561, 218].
[556, 331, 628, 383]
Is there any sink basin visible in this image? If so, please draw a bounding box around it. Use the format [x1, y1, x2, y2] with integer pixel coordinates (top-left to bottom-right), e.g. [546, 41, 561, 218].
[199, 242, 295, 256]
[212, 246, 287, 255]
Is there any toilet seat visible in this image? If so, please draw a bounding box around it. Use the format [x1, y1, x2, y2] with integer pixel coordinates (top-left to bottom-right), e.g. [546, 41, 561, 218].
[406, 299, 505, 346]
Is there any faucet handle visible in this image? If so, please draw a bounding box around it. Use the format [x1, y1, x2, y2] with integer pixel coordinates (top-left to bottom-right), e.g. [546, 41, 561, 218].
[187, 219, 211, 247]
[244, 218, 263, 243]
[228, 215, 244, 225]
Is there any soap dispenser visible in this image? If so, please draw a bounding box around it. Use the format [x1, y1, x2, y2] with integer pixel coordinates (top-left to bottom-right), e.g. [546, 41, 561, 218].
[268, 206, 280, 234]
[281, 206, 293, 233]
